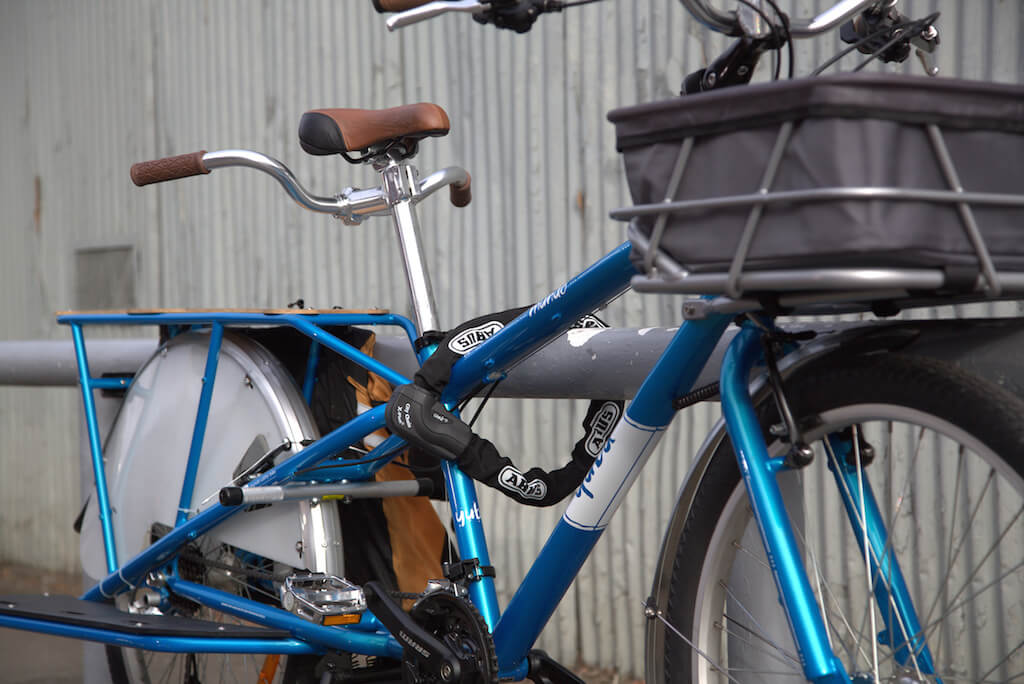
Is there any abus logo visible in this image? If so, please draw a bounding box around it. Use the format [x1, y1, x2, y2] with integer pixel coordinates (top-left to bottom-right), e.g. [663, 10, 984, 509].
[571, 314, 607, 329]
[498, 466, 547, 501]
[585, 402, 621, 456]
[448, 321, 504, 354]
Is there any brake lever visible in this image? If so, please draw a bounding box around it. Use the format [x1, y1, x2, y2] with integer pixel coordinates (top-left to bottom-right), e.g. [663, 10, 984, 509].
[910, 23, 940, 76]
[386, 0, 486, 31]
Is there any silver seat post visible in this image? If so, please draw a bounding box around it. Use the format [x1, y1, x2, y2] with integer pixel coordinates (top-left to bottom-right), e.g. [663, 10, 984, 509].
[379, 156, 441, 335]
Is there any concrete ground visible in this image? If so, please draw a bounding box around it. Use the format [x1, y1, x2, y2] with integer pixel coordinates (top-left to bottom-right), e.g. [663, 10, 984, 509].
[0, 563, 92, 684]
[0, 563, 636, 684]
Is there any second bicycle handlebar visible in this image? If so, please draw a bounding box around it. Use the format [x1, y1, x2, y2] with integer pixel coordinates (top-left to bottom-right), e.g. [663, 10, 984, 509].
[130, 149, 471, 217]
[376, 0, 883, 37]
[678, 0, 880, 37]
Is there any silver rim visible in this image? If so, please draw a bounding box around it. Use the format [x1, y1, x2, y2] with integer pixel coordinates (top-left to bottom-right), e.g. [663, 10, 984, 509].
[685, 404, 1024, 683]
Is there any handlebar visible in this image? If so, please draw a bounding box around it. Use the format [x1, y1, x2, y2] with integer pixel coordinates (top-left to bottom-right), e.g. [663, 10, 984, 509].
[679, 0, 880, 38]
[130, 149, 471, 218]
[382, 0, 887, 37]
[384, 0, 484, 31]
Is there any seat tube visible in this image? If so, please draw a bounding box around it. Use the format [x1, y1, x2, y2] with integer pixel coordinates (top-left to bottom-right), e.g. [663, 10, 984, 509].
[442, 461, 500, 630]
[719, 325, 851, 684]
[382, 160, 440, 335]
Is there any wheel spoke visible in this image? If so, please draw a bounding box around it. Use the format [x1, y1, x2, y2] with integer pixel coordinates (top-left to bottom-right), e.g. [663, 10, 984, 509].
[935, 446, 966, 666]
[733, 540, 772, 572]
[653, 606, 745, 684]
[921, 468, 998, 632]
[792, 515, 873, 669]
[852, 426, 894, 682]
[718, 616, 804, 672]
[926, 501, 1024, 641]
[978, 637, 1024, 684]
[720, 582, 802, 665]
[930, 673, 1024, 684]
[879, 557, 1024, 671]
[823, 430, 929, 679]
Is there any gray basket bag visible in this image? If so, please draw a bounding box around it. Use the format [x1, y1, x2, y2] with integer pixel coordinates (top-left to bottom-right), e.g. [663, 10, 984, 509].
[609, 73, 1024, 309]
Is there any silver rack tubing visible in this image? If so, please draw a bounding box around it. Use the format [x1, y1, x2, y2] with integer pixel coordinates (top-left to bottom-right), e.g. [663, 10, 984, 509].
[200, 150, 469, 221]
[679, 0, 879, 38]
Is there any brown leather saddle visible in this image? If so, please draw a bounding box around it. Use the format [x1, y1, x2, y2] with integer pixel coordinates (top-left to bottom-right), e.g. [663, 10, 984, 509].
[298, 103, 449, 159]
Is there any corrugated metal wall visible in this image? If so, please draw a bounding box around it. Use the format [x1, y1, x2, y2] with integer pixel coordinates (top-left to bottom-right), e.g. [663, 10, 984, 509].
[1, 0, 1022, 676]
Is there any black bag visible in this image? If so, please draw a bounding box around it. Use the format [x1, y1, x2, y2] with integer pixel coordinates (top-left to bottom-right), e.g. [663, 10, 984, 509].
[610, 73, 1024, 278]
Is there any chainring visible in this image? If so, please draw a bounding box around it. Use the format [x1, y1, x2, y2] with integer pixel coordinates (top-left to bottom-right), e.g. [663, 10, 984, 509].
[403, 592, 498, 684]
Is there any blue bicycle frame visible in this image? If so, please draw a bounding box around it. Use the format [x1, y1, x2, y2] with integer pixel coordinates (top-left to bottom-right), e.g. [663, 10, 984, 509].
[9, 240, 932, 683]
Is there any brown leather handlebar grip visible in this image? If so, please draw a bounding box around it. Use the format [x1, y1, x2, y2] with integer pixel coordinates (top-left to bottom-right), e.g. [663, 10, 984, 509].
[130, 151, 209, 187]
[450, 173, 472, 208]
[372, 0, 434, 12]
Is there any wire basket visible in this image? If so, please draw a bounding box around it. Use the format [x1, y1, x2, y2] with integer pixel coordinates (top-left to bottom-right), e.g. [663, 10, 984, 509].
[609, 73, 1024, 313]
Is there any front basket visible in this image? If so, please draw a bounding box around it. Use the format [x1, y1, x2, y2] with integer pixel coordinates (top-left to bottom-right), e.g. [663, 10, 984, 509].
[609, 73, 1024, 311]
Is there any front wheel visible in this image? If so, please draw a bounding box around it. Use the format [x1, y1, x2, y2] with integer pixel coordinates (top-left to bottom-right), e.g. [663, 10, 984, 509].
[654, 353, 1024, 683]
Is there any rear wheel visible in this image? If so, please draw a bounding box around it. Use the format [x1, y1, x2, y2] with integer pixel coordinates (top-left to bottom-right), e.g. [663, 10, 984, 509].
[655, 353, 1024, 683]
[78, 332, 339, 683]
[106, 533, 312, 684]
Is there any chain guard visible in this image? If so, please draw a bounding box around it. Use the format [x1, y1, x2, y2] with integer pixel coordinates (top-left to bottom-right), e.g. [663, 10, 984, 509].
[404, 592, 498, 684]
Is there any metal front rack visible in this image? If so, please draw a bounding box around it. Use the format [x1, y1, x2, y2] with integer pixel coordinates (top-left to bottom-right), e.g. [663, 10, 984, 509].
[615, 120, 1024, 315]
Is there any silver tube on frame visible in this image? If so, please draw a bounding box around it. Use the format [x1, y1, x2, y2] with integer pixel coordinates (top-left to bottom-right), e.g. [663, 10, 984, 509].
[383, 163, 442, 334]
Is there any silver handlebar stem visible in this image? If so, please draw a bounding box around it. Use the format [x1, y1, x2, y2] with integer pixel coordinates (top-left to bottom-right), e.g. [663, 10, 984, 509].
[678, 0, 880, 37]
[386, 0, 485, 31]
[787, 0, 880, 37]
[678, 0, 736, 34]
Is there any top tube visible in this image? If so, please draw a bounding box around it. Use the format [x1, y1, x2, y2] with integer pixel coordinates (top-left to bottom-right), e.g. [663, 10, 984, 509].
[442, 242, 638, 405]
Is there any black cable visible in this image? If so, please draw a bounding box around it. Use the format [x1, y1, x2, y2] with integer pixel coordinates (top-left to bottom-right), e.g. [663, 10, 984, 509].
[558, 0, 603, 7]
[292, 450, 397, 476]
[672, 382, 721, 410]
[391, 458, 443, 474]
[467, 379, 502, 429]
[852, 14, 938, 73]
[735, 0, 782, 81]
[760, 0, 794, 80]
[811, 12, 939, 77]
[851, 19, 925, 72]
[812, 20, 907, 75]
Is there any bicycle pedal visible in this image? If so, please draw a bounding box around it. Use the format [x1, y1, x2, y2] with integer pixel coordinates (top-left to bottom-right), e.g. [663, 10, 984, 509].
[279, 573, 366, 625]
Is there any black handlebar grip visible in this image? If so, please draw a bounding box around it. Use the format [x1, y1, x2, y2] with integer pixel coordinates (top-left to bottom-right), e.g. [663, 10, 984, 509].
[414, 477, 435, 498]
[450, 172, 472, 208]
[372, 0, 434, 12]
[130, 151, 209, 187]
[219, 486, 244, 506]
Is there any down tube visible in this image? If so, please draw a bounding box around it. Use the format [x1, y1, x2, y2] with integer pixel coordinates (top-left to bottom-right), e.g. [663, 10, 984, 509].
[491, 313, 732, 671]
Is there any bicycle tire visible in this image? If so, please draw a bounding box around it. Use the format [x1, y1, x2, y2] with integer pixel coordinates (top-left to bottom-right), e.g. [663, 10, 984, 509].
[79, 332, 338, 684]
[656, 352, 1024, 683]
